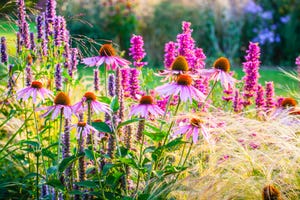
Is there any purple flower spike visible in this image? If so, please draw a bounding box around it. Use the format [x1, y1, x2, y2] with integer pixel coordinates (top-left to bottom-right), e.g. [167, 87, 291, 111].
[1, 37, 8, 63]
[16, 32, 22, 54]
[71, 48, 78, 71]
[108, 74, 115, 97]
[164, 42, 176, 69]
[36, 15, 44, 40]
[17, 0, 26, 34]
[265, 81, 275, 113]
[129, 34, 147, 68]
[242, 42, 261, 106]
[129, 68, 140, 99]
[42, 38, 48, 56]
[25, 66, 32, 87]
[22, 21, 30, 49]
[194, 48, 206, 70]
[55, 63, 62, 91]
[296, 56, 300, 79]
[54, 17, 61, 46]
[30, 32, 36, 51]
[255, 84, 265, 114]
[233, 90, 242, 113]
[121, 68, 130, 97]
[46, 0, 57, 23]
[94, 69, 100, 92]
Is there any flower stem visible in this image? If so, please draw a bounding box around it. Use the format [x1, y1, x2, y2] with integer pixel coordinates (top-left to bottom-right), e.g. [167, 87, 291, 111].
[135, 133, 145, 196]
[36, 154, 39, 200]
[159, 95, 173, 131]
[199, 80, 218, 111]
[57, 110, 63, 166]
[175, 142, 193, 181]
[87, 102, 92, 145]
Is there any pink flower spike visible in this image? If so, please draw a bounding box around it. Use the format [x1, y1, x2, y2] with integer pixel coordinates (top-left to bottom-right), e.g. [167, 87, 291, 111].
[82, 44, 130, 70]
[16, 81, 53, 104]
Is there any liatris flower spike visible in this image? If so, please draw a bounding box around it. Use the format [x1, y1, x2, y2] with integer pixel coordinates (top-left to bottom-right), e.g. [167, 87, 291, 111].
[155, 74, 205, 103]
[72, 92, 111, 115]
[17, 81, 53, 103]
[38, 92, 73, 119]
[82, 44, 130, 70]
[129, 95, 164, 119]
[173, 115, 210, 144]
[200, 57, 236, 90]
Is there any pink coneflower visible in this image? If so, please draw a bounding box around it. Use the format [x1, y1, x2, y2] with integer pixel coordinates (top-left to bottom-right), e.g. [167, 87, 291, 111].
[158, 56, 190, 78]
[72, 92, 111, 115]
[173, 116, 209, 144]
[17, 81, 53, 103]
[82, 44, 130, 70]
[71, 122, 98, 139]
[38, 92, 73, 119]
[200, 57, 236, 90]
[129, 95, 164, 119]
[156, 74, 205, 103]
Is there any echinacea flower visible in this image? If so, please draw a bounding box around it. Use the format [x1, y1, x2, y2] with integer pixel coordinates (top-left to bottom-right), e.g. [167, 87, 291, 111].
[279, 97, 300, 115]
[82, 44, 130, 70]
[38, 92, 73, 119]
[173, 116, 209, 144]
[72, 92, 111, 115]
[71, 121, 98, 139]
[200, 57, 236, 90]
[129, 95, 164, 119]
[17, 81, 53, 103]
[155, 74, 205, 103]
[158, 56, 191, 79]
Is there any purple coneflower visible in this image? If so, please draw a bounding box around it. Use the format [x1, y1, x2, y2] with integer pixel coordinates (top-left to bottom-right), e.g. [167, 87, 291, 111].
[156, 74, 205, 103]
[38, 92, 73, 119]
[129, 95, 164, 119]
[17, 81, 53, 103]
[164, 41, 177, 69]
[159, 56, 190, 79]
[72, 92, 111, 115]
[129, 34, 147, 68]
[200, 57, 236, 90]
[71, 121, 98, 139]
[173, 116, 209, 144]
[82, 44, 130, 70]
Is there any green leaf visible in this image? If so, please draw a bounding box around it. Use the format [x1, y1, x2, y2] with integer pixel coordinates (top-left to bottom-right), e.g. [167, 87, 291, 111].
[102, 163, 114, 175]
[143, 131, 166, 142]
[75, 180, 97, 188]
[117, 118, 142, 129]
[47, 166, 57, 175]
[143, 146, 156, 154]
[20, 140, 40, 149]
[110, 95, 120, 112]
[98, 96, 111, 104]
[164, 137, 185, 151]
[58, 155, 77, 173]
[91, 121, 112, 133]
[47, 179, 65, 190]
[84, 149, 95, 161]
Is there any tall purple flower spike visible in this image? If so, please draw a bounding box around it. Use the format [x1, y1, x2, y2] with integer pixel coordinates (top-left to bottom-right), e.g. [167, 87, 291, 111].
[129, 34, 147, 68]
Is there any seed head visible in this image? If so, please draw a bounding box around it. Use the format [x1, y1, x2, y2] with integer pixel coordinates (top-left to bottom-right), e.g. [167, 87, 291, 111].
[281, 97, 297, 108]
[99, 44, 116, 56]
[177, 74, 192, 86]
[262, 185, 282, 200]
[54, 92, 71, 106]
[190, 118, 203, 127]
[31, 81, 43, 89]
[213, 57, 230, 72]
[171, 56, 189, 71]
[84, 92, 97, 101]
[77, 122, 87, 127]
[139, 95, 154, 105]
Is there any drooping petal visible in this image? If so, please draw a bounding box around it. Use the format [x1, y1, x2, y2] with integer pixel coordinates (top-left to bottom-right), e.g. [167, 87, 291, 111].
[82, 56, 101, 67]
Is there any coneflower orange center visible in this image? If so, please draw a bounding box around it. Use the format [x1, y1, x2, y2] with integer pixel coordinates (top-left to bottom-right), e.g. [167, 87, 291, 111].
[177, 74, 192, 86]
[171, 56, 189, 71]
[31, 81, 43, 89]
[99, 44, 116, 56]
[281, 97, 297, 108]
[84, 92, 97, 101]
[213, 57, 230, 72]
[77, 122, 87, 127]
[139, 95, 153, 105]
[190, 118, 203, 127]
[54, 92, 71, 106]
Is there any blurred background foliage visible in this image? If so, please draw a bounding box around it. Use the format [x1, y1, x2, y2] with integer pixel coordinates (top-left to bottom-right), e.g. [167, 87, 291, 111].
[1, 0, 300, 67]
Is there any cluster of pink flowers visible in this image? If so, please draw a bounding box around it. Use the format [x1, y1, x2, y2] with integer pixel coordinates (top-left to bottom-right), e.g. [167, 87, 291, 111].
[242, 42, 261, 107]
[129, 34, 147, 68]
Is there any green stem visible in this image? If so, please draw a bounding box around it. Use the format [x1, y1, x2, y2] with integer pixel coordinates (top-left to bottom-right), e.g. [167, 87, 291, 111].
[135, 133, 145, 196]
[175, 142, 193, 181]
[159, 95, 173, 131]
[57, 110, 63, 166]
[104, 66, 108, 96]
[178, 142, 187, 166]
[36, 154, 39, 200]
[33, 104, 47, 180]
[199, 80, 218, 111]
